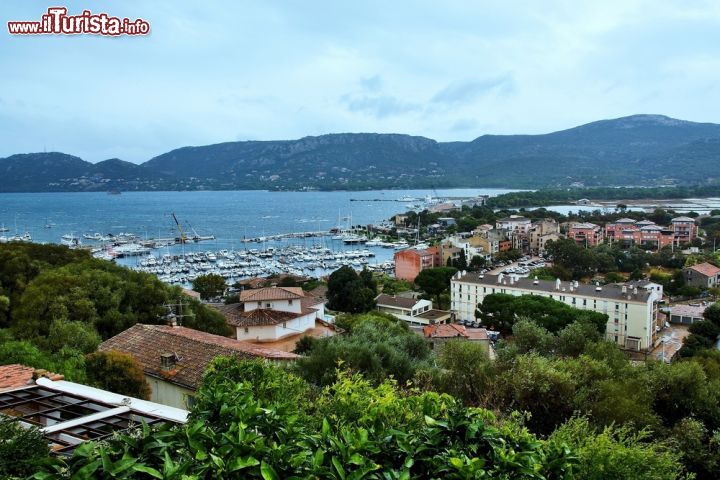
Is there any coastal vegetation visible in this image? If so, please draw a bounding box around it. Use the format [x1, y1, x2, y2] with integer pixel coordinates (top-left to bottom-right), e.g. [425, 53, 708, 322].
[0, 243, 230, 391]
[2, 238, 720, 478]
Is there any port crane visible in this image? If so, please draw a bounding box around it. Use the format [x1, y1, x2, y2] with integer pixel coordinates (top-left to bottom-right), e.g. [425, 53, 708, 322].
[172, 212, 188, 243]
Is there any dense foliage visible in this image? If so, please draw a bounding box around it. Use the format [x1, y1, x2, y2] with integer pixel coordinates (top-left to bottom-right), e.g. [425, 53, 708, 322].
[0, 243, 230, 390]
[327, 266, 377, 313]
[0, 417, 50, 479]
[295, 312, 431, 385]
[477, 293, 608, 334]
[36, 358, 578, 479]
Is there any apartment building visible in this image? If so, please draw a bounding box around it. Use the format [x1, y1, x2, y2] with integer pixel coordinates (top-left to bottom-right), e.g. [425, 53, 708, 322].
[394, 246, 440, 281]
[605, 217, 697, 247]
[450, 272, 662, 352]
[567, 222, 604, 246]
[528, 219, 560, 254]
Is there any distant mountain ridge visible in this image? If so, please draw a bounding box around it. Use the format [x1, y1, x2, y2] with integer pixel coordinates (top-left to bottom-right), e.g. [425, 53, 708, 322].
[2, 114, 719, 192]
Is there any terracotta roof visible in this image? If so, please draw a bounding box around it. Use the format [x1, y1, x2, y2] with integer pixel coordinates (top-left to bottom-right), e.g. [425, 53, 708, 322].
[688, 262, 720, 277]
[423, 323, 468, 339]
[239, 287, 304, 302]
[99, 325, 298, 390]
[300, 295, 324, 310]
[211, 303, 319, 327]
[0, 364, 34, 391]
[375, 293, 420, 309]
[466, 328, 489, 341]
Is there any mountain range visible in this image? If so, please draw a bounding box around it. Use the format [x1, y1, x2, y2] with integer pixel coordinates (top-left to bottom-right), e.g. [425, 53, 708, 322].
[1, 114, 719, 192]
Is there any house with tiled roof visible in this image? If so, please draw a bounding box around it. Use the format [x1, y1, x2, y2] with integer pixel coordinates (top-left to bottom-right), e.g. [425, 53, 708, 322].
[684, 262, 720, 289]
[211, 286, 326, 342]
[99, 324, 298, 409]
[422, 324, 490, 352]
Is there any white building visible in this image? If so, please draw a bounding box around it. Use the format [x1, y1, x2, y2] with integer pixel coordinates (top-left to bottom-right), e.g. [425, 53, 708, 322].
[496, 215, 532, 235]
[451, 271, 662, 352]
[214, 287, 326, 341]
[375, 293, 451, 326]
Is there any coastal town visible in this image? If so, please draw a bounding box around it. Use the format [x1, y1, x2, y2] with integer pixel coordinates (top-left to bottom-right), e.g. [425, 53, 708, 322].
[4, 1, 720, 477]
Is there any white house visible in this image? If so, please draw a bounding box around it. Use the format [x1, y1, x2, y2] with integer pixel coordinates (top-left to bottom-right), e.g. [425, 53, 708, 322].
[375, 293, 451, 326]
[213, 287, 326, 341]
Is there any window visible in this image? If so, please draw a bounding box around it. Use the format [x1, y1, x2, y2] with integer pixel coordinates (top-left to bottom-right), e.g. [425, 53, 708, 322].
[244, 327, 249, 333]
[283, 322, 287, 328]
[184, 394, 196, 409]
[266, 303, 271, 308]
[257, 301, 262, 307]
[289, 299, 293, 305]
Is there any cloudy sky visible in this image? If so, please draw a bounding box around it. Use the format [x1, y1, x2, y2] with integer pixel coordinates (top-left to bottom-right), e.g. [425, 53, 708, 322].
[2, 0, 720, 163]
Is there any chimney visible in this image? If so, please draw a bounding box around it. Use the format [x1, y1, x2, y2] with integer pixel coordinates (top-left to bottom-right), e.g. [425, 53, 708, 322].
[160, 353, 176, 371]
[166, 313, 178, 327]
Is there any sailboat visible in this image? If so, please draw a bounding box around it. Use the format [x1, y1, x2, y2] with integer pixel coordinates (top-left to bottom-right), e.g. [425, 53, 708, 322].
[0, 224, 8, 233]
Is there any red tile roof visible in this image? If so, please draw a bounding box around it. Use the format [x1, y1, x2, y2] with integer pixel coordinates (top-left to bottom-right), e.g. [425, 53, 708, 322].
[239, 287, 304, 302]
[99, 324, 298, 390]
[689, 262, 720, 278]
[0, 364, 34, 391]
[211, 304, 319, 327]
[422, 324, 489, 341]
[423, 323, 468, 339]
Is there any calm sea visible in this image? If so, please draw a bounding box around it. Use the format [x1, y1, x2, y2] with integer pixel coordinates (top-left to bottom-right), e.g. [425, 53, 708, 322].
[0, 189, 518, 267]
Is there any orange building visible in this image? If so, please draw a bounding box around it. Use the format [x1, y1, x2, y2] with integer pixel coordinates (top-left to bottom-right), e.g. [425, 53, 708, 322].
[394, 246, 440, 281]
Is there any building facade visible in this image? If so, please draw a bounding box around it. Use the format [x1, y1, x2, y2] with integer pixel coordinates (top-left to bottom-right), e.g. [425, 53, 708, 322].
[684, 262, 720, 288]
[450, 272, 662, 352]
[213, 287, 326, 342]
[605, 217, 697, 247]
[567, 222, 604, 247]
[394, 246, 440, 281]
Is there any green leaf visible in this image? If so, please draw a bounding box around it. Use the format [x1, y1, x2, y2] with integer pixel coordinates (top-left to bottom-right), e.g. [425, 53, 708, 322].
[132, 464, 163, 478]
[228, 456, 260, 472]
[261, 460, 280, 480]
[71, 460, 101, 480]
[332, 457, 346, 480]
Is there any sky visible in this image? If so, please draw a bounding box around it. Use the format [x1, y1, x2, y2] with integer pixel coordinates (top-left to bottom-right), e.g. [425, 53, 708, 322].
[2, 0, 720, 163]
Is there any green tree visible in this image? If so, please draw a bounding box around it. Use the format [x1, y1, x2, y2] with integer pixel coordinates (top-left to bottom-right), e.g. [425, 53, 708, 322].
[191, 273, 227, 300]
[511, 318, 555, 355]
[85, 350, 151, 400]
[414, 266, 457, 307]
[327, 266, 376, 313]
[469, 255, 486, 270]
[295, 313, 431, 386]
[47, 318, 102, 354]
[550, 417, 684, 480]
[556, 320, 602, 357]
[432, 340, 495, 405]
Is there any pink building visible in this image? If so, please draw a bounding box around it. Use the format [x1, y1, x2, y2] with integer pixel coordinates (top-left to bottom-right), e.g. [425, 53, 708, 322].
[394, 247, 440, 281]
[568, 222, 603, 246]
[605, 217, 696, 247]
